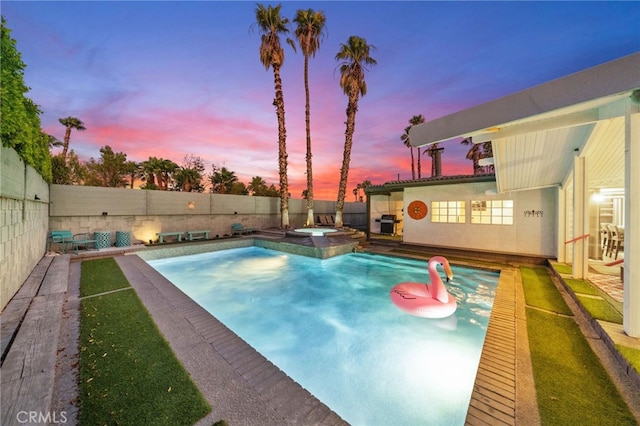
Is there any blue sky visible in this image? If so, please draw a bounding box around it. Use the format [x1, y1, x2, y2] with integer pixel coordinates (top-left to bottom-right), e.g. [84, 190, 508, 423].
[3, 1, 639, 199]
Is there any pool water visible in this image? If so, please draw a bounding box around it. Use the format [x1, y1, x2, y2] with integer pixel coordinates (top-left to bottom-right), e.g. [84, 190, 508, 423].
[148, 247, 498, 425]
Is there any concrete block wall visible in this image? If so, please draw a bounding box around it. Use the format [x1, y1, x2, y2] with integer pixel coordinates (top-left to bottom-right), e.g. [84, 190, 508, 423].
[1, 147, 50, 311]
[49, 185, 366, 246]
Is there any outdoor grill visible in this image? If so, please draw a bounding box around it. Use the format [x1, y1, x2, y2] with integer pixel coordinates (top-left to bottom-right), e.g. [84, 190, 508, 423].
[379, 214, 399, 235]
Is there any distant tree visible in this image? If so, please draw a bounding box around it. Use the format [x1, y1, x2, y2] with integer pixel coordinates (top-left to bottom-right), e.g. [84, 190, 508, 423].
[461, 137, 481, 174]
[334, 35, 377, 227]
[294, 8, 326, 226]
[353, 180, 371, 202]
[254, 3, 295, 228]
[1, 17, 51, 181]
[51, 151, 85, 185]
[402, 115, 426, 178]
[174, 154, 205, 192]
[400, 126, 416, 180]
[156, 158, 177, 190]
[123, 160, 140, 188]
[248, 176, 267, 195]
[140, 157, 160, 189]
[47, 134, 63, 149]
[264, 184, 280, 197]
[425, 143, 444, 177]
[248, 176, 280, 197]
[461, 137, 494, 175]
[139, 157, 177, 190]
[84, 145, 129, 187]
[230, 181, 249, 195]
[58, 116, 86, 164]
[481, 142, 494, 174]
[209, 165, 238, 194]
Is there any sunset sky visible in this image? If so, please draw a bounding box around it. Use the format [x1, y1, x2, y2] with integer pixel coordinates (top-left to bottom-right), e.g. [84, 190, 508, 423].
[3, 1, 639, 200]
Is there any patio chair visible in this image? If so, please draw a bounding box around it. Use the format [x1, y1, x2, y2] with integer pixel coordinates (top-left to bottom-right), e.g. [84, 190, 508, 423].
[231, 223, 256, 235]
[600, 224, 610, 253]
[604, 224, 615, 257]
[612, 225, 624, 259]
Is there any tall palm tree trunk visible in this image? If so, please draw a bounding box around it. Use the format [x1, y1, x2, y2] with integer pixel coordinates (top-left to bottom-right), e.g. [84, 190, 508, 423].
[336, 95, 358, 227]
[61, 127, 72, 162]
[303, 49, 315, 227]
[410, 146, 415, 180]
[273, 64, 289, 228]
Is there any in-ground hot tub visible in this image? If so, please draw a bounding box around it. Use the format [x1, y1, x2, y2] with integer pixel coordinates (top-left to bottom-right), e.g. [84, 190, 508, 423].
[290, 228, 338, 237]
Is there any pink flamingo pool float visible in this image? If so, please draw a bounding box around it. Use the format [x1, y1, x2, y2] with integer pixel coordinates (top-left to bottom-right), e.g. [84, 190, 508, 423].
[390, 256, 457, 318]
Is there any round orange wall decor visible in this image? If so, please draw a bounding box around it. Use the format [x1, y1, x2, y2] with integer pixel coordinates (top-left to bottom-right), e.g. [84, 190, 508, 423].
[408, 200, 428, 220]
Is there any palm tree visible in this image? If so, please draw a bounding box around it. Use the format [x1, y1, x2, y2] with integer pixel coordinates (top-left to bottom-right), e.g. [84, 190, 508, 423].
[461, 138, 494, 174]
[140, 157, 160, 189]
[58, 116, 86, 164]
[254, 3, 295, 229]
[353, 179, 371, 202]
[400, 126, 415, 180]
[481, 142, 494, 174]
[174, 167, 202, 192]
[461, 137, 481, 174]
[123, 160, 139, 188]
[334, 36, 377, 228]
[294, 8, 326, 227]
[47, 134, 63, 150]
[157, 158, 178, 190]
[248, 176, 267, 195]
[210, 166, 238, 194]
[426, 143, 444, 177]
[139, 157, 176, 190]
[403, 115, 426, 178]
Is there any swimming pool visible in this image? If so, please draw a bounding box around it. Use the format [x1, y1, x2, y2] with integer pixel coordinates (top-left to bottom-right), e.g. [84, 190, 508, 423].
[147, 247, 498, 425]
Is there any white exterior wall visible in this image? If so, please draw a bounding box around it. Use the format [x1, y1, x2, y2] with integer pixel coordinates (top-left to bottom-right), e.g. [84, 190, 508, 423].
[401, 182, 557, 257]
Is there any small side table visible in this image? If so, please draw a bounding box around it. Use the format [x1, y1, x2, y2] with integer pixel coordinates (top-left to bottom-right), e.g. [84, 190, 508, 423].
[94, 231, 111, 249]
[115, 231, 131, 247]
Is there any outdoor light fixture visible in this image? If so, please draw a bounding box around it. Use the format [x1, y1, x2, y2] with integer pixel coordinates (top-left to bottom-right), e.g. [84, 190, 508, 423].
[188, 201, 195, 210]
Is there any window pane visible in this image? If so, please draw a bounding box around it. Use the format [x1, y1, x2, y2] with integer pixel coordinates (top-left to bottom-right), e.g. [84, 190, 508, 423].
[470, 199, 513, 226]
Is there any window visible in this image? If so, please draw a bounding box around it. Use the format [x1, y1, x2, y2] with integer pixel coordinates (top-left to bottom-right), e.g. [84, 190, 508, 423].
[431, 201, 466, 223]
[471, 199, 513, 225]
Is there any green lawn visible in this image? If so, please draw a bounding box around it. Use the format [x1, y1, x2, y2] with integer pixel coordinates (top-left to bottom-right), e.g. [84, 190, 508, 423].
[563, 278, 601, 296]
[616, 345, 640, 375]
[79, 258, 210, 425]
[576, 295, 623, 324]
[80, 257, 131, 297]
[520, 266, 572, 315]
[521, 266, 635, 425]
[526, 308, 635, 425]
